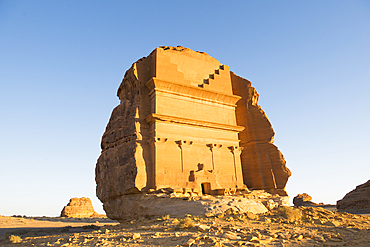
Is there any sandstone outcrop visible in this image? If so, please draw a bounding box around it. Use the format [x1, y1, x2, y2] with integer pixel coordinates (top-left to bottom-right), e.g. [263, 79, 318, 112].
[231, 73, 291, 195]
[104, 195, 269, 221]
[95, 46, 291, 220]
[337, 180, 370, 213]
[293, 193, 321, 207]
[60, 197, 98, 218]
[101, 189, 289, 221]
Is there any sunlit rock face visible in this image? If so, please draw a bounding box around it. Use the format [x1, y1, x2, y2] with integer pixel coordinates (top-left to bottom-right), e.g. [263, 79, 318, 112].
[60, 197, 97, 218]
[337, 180, 370, 213]
[95, 46, 291, 219]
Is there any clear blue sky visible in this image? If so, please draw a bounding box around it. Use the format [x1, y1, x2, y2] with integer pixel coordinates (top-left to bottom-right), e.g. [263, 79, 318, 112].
[1, 1, 369, 216]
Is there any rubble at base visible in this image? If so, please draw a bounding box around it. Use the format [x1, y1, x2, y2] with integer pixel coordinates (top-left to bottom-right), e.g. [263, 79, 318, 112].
[2, 206, 370, 246]
[103, 189, 289, 221]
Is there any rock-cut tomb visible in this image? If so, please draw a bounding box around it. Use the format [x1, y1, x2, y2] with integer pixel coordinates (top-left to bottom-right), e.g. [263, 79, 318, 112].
[95, 46, 291, 217]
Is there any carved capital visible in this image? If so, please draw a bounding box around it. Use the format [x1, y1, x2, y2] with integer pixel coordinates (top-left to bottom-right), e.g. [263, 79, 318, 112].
[148, 137, 168, 146]
[228, 146, 243, 154]
[176, 140, 193, 147]
[207, 143, 223, 150]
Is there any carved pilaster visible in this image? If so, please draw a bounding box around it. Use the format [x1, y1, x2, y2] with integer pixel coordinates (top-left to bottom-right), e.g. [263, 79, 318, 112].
[228, 146, 244, 187]
[208, 143, 222, 170]
[176, 140, 193, 172]
[148, 137, 168, 188]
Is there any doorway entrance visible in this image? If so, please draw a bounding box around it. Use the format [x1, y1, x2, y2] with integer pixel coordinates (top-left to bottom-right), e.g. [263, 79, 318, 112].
[201, 182, 211, 195]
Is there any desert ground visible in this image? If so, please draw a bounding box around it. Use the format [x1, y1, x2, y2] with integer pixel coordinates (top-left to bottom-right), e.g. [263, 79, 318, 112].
[1, 206, 369, 246]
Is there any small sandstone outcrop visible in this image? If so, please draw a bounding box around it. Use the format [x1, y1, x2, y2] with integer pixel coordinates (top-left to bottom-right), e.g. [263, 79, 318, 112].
[60, 197, 98, 218]
[293, 193, 319, 207]
[337, 180, 370, 213]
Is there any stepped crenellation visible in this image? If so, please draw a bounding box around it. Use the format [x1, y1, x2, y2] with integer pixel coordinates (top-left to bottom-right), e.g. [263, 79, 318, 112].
[199, 64, 226, 88]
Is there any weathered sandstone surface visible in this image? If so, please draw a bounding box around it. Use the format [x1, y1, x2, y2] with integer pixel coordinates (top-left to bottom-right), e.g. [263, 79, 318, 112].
[337, 180, 370, 213]
[60, 197, 98, 218]
[95, 46, 291, 220]
[231, 73, 291, 196]
[293, 193, 323, 207]
[102, 189, 288, 221]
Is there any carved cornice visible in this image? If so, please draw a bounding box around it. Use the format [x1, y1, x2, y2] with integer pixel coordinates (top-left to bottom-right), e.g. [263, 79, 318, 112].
[145, 78, 241, 107]
[145, 113, 245, 132]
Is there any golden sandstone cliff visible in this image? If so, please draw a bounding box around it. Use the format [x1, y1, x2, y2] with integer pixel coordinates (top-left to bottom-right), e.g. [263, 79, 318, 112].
[95, 46, 291, 219]
[337, 180, 370, 214]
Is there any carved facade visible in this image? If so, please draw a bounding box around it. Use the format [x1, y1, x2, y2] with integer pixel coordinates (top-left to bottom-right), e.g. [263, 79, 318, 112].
[96, 46, 291, 212]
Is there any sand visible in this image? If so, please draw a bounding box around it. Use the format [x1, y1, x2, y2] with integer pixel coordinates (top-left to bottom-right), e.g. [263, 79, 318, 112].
[1, 207, 370, 246]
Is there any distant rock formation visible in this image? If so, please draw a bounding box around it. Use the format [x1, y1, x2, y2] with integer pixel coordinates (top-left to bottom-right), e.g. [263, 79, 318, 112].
[95, 46, 291, 220]
[60, 197, 98, 218]
[293, 193, 323, 207]
[337, 180, 370, 213]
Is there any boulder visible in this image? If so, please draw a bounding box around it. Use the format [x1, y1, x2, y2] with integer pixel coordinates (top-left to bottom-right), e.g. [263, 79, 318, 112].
[293, 193, 318, 206]
[337, 180, 370, 213]
[60, 197, 98, 218]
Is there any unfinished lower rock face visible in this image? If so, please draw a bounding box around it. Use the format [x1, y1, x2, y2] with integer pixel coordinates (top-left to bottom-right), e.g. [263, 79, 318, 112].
[60, 198, 98, 218]
[107, 196, 267, 221]
[95, 46, 291, 220]
[231, 73, 291, 195]
[337, 180, 370, 213]
[104, 189, 288, 221]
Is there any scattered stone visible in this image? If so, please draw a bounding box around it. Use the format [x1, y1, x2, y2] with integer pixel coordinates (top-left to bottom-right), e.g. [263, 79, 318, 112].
[132, 233, 140, 240]
[182, 238, 196, 246]
[2, 205, 370, 246]
[324, 220, 340, 227]
[212, 242, 224, 247]
[245, 212, 259, 220]
[264, 199, 278, 210]
[296, 235, 304, 240]
[224, 232, 241, 240]
[329, 237, 343, 242]
[249, 236, 260, 242]
[196, 224, 210, 232]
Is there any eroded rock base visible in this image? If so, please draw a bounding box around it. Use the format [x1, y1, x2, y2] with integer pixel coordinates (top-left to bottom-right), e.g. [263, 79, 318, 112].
[103, 190, 289, 221]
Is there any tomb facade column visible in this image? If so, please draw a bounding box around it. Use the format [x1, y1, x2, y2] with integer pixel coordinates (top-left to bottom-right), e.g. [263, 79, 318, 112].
[228, 146, 245, 188]
[176, 140, 193, 172]
[209, 143, 222, 171]
[149, 137, 168, 189]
